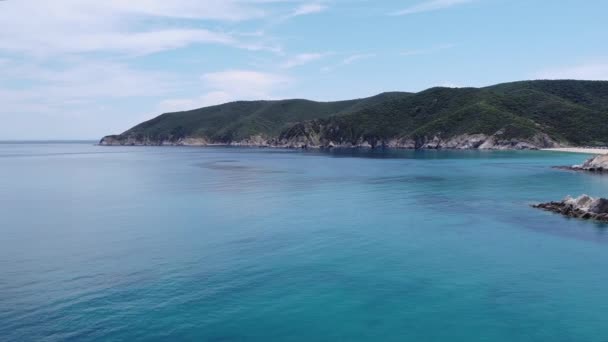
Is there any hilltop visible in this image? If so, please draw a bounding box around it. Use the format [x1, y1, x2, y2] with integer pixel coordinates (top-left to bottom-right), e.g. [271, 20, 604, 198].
[100, 80, 608, 149]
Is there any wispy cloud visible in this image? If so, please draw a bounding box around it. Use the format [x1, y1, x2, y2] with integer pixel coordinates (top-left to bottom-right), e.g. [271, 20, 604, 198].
[201, 70, 290, 96]
[1, 59, 177, 102]
[99, 0, 268, 21]
[438, 82, 463, 88]
[0, 58, 180, 139]
[292, 3, 328, 17]
[157, 70, 291, 113]
[321, 53, 377, 72]
[0, 0, 283, 56]
[342, 53, 377, 65]
[534, 62, 608, 81]
[280, 53, 328, 69]
[400, 43, 455, 56]
[391, 0, 474, 16]
[0, 0, 295, 139]
[0, 29, 267, 56]
[267, 2, 328, 25]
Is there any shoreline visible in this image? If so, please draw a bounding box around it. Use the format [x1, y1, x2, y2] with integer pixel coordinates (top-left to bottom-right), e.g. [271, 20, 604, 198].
[97, 142, 606, 153]
[541, 148, 608, 155]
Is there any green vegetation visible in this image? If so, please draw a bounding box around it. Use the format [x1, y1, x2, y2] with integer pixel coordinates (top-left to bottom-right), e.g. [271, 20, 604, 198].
[119, 99, 361, 142]
[103, 80, 608, 147]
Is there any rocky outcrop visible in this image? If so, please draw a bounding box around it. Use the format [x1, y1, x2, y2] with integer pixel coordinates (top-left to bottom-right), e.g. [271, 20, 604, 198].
[100, 135, 212, 146]
[99, 135, 126, 146]
[271, 120, 561, 150]
[100, 131, 560, 150]
[100, 121, 562, 150]
[272, 128, 559, 150]
[533, 195, 608, 222]
[415, 132, 559, 150]
[569, 154, 608, 172]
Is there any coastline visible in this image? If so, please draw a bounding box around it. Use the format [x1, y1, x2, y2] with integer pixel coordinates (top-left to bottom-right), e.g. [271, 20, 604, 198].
[99, 132, 560, 151]
[541, 148, 608, 155]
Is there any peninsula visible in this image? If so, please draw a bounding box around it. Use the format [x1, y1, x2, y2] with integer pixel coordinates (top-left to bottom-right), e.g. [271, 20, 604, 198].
[100, 80, 608, 150]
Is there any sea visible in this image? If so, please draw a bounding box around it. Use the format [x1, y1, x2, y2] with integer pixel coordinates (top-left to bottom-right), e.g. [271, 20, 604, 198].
[1, 141, 608, 341]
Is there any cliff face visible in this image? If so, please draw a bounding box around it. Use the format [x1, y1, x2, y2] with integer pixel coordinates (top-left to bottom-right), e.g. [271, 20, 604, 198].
[100, 80, 608, 150]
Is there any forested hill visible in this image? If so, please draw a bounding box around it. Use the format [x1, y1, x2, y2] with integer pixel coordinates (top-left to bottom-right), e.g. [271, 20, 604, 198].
[100, 80, 608, 149]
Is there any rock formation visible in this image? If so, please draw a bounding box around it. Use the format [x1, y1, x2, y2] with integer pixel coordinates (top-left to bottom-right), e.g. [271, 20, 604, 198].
[100, 132, 559, 150]
[533, 195, 608, 222]
[569, 154, 608, 172]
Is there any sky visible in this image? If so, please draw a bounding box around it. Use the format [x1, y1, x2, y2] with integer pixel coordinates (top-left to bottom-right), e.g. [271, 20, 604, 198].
[0, 0, 607, 140]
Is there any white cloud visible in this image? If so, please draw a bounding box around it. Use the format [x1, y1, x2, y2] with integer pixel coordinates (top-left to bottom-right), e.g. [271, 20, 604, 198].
[0, 0, 292, 138]
[97, 0, 269, 21]
[438, 82, 463, 88]
[157, 70, 291, 112]
[534, 62, 608, 81]
[156, 92, 233, 113]
[280, 53, 327, 69]
[0, 58, 180, 139]
[342, 53, 377, 65]
[3, 30, 238, 56]
[202, 70, 290, 97]
[391, 0, 474, 16]
[1, 60, 176, 100]
[290, 3, 328, 17]
[0, 0, 283, 56]
[321, 53, 376, 72]
[274, 2, 327, 23]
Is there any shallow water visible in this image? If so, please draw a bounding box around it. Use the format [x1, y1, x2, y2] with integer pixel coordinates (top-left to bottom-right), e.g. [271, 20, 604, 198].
[1, 142, 608, 341]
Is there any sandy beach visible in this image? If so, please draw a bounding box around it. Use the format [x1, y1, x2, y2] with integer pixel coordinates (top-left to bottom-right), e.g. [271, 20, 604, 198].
[542, 148, 608, 155]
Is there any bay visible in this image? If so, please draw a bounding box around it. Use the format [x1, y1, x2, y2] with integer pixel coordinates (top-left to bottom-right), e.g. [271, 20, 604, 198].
[1, 142, 608, 341]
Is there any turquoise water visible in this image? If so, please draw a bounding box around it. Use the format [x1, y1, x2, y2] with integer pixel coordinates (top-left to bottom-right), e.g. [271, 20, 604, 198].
[2, 142, 608, 341]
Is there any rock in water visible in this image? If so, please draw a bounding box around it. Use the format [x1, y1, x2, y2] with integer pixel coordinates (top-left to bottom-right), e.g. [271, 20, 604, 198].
[533, 195, 608, 222]
[589, 198, 608, 214]
[570, 154, 608, 172]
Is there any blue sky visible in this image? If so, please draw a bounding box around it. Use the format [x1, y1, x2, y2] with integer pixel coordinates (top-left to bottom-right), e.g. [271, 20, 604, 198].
[1, 0, 607, 139]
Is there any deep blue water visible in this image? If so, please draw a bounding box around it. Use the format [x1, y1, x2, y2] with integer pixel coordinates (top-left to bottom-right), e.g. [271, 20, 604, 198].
[2, 142, 608, 341]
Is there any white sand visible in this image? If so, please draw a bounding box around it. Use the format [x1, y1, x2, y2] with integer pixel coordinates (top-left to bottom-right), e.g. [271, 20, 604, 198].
[541, 148, 608, 155]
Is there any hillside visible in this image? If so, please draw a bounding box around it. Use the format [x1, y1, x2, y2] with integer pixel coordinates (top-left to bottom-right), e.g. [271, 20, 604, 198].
[101, 80, 608, 149]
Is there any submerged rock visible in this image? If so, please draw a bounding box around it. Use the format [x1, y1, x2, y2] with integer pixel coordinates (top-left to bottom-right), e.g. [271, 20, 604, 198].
[533, 195, 608, 222]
